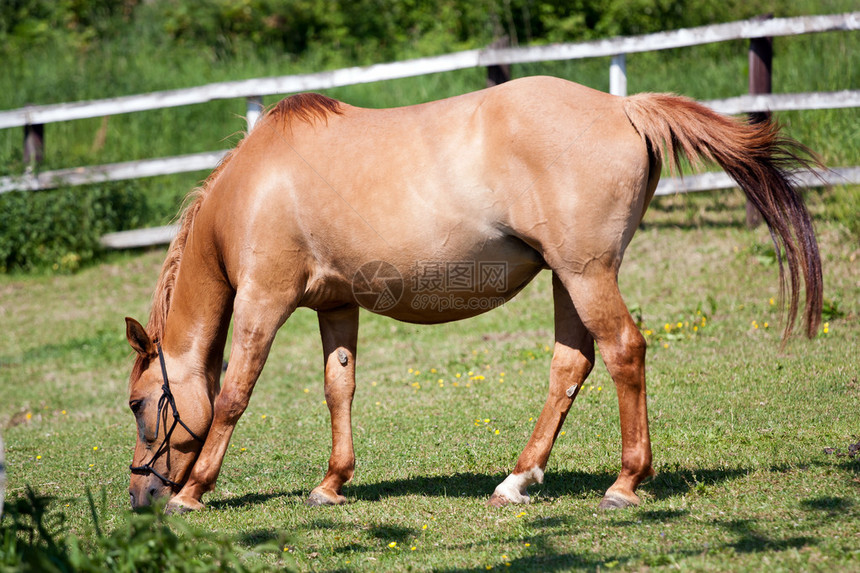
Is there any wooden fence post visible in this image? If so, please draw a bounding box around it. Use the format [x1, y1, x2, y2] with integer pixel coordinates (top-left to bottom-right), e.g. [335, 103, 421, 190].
[746, 14, 773, 228]
[246, 95, 264, 132]
[610, 54, 627, 96]
[23, 122, 44, 166]
[486, 36, 511, 88]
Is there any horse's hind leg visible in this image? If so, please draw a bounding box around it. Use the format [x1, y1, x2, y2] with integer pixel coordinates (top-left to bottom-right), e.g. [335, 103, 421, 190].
[488, 273, 595, 507]
[560, 267, 654, 509]
[307, 306, 359, 506]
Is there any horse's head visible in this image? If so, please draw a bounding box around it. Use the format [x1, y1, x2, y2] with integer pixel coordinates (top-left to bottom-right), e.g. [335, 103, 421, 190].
[125, 318, 211, 508]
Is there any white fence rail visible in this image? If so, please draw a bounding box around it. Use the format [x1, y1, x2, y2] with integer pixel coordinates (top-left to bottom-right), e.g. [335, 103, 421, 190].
[3, 90, 857, 196]
[1, 12, 857, 248]
[1, 12, 857, 130]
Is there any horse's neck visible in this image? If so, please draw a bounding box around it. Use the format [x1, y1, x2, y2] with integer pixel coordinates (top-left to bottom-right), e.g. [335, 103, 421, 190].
[162, 235, 234, 397]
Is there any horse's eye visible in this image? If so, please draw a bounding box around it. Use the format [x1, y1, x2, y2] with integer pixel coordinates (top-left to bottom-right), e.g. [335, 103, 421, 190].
[129, 399, 143, 414]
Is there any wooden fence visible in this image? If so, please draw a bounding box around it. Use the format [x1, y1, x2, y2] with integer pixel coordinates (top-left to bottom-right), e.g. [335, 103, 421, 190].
[1, 12, 858, 248]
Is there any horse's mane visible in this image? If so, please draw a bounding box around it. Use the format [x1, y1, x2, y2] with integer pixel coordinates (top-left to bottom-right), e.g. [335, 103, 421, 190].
[269, 93, 342, 127]
[132, 93, 343, 379]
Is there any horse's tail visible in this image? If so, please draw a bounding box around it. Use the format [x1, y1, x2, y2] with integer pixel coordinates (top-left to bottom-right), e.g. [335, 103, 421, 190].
[622, 93, 823, 340]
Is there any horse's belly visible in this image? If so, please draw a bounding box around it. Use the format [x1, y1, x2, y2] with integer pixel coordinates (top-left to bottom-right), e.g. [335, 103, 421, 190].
[344, 236, 545, 324]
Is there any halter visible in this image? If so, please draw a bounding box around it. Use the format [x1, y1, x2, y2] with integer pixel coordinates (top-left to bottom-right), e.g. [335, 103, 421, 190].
[129, 342, 206, 489]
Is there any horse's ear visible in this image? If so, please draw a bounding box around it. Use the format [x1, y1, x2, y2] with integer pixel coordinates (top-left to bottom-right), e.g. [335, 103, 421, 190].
[125, 317, 156, 357]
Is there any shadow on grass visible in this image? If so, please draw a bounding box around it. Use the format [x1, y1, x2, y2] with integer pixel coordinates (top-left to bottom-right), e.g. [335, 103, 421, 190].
[257, 515, 824, 572]
[639, 218, 747, 232]
[800, 495, 854, 512]
[211, 465, 751, 511]
[342, 465, 751, 504]
[719, 519, 816, 554]
[220, 465, 846, 571]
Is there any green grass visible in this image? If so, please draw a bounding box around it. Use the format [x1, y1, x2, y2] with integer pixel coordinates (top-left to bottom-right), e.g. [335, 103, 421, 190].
[1, 190, 858, 571]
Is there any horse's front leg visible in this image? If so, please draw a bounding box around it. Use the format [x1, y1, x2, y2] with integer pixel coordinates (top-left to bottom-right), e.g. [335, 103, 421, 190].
[307, 306, 359, 506]
[168, 295, 295, 512]
[489, 273, 595, 506]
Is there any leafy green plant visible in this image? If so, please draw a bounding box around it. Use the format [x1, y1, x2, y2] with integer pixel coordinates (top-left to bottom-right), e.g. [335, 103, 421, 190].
[821, 297, 846, 322]
[0, 488, 288, 572]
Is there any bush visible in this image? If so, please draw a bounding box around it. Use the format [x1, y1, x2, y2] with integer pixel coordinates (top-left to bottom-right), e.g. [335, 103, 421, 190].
[0, 0, 141, 55]
[0, 182, 149, 274]
[0, 488, 286, 572]
[1, 0, 781, 63]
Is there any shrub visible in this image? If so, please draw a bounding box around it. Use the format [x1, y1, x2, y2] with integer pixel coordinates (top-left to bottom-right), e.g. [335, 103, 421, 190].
[0, 182, 149, 274]
[0, 488, 286, 572]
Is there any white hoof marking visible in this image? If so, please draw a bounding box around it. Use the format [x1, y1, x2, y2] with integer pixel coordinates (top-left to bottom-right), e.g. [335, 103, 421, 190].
[492, 467, 544, 505]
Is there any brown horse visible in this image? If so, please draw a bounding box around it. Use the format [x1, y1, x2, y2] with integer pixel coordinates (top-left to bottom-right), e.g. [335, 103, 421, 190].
[125, 76, 822, 512]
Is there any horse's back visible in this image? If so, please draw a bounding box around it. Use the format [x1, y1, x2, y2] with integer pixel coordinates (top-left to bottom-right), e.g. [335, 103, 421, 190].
[202, 76, 652, 315]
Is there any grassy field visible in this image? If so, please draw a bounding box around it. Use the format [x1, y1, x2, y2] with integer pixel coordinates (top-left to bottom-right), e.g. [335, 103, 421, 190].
[1, 3, 858, 568]
[1, 188, 858, 571]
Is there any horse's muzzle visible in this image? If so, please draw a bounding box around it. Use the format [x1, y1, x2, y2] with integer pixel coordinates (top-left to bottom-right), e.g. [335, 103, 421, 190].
[129, 477, 171, 509]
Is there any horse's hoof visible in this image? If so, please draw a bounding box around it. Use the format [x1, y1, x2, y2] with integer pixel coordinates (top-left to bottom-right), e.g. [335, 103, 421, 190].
[597, 492, 639, 510]
[486, 493, 510, 508]
[166, 496, 203, 514]
[306, 489, 346, 507]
